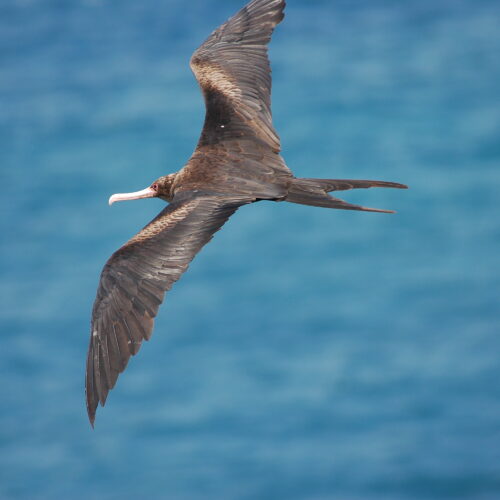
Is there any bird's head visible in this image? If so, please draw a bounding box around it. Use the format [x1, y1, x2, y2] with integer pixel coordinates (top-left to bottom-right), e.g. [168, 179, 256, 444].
[108, 174, 176, 205]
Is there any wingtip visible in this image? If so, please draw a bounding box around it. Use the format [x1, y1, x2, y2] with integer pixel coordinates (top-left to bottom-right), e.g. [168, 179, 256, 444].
[85, 383, 97, 428]
[87, 409, 96, 429]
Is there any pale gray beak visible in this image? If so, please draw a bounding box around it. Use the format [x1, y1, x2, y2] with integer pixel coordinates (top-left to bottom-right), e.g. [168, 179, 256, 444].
[108, 187, 157, 206]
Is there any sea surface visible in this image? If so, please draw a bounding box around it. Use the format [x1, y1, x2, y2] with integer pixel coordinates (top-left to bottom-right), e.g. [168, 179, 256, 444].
[1, 0, 499, 498]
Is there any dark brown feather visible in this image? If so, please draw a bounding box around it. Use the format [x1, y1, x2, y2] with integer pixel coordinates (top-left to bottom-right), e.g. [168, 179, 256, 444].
[291, 178, 409, 193]
[86, 194, 249, 425]
[286, 178, 408, 213]
[176, 139, 292, 201]
[86, 0, 407, 426]
[190, 0, 285, 151]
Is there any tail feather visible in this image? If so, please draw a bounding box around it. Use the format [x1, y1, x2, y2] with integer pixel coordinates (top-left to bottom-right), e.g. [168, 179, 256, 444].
[296, 178, 408, 192]
[285, 177, 407, 213]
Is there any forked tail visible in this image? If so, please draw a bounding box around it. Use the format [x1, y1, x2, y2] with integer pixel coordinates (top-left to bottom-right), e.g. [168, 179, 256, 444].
[285, 178, 408, 214]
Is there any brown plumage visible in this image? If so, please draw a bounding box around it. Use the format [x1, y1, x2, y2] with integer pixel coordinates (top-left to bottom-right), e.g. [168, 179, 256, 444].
[86, 0, 407, 426]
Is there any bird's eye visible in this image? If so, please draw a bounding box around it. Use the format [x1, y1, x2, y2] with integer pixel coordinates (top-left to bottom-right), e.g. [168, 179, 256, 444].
[152, 183, 159, 191]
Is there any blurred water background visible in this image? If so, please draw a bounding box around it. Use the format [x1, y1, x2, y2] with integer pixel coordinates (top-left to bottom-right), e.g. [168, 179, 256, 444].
[1, 0, 499, 498]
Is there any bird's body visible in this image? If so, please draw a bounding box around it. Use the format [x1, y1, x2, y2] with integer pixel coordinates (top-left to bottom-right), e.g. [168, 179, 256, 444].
[86, 0, 407, 426]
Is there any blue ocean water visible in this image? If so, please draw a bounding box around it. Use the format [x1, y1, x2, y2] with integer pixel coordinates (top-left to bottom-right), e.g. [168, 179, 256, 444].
[1, 0, 499, 498]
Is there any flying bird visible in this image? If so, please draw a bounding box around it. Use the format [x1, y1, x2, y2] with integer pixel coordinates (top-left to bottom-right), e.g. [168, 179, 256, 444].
[86, 0, 407, 426]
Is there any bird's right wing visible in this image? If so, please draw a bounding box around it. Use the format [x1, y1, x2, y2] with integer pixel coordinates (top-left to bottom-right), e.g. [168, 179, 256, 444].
[86, 193, 247, 426]
[190, 0, 286, 151]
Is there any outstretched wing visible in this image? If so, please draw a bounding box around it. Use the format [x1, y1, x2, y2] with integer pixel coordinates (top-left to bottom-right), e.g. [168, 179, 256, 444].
[190, 0, 285, 151]
[86, 194, 247, 426]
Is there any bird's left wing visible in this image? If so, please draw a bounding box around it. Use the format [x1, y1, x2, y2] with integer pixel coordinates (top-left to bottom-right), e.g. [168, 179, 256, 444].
[86, 193, 247, 426]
